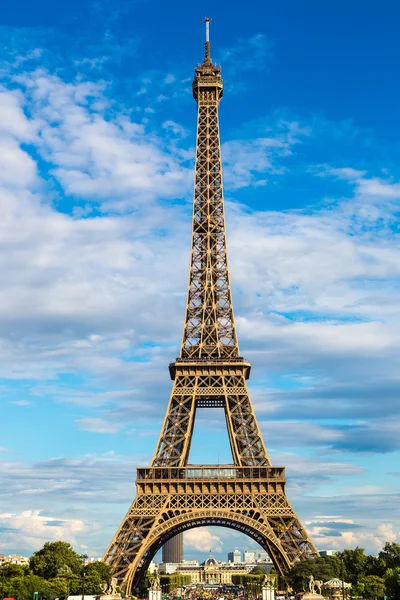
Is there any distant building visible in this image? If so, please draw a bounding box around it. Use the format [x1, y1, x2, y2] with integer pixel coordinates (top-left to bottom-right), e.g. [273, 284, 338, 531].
[159, 562, 179, 574]
[257, 552, 271, 563]
[227, 550, 242, 564]
[244, 550, 271, 564]
[320, 550, 336, 557]
[0, 555, 29, 566]
[245, 563, 273, 574]
[159, 560, 199, 574]
[86, 558, 101, 564]
[174, 556, 248, 585]
[244, 550, 256, 564]
[158, 553, 274, 583]
[162, 536, 183, 564]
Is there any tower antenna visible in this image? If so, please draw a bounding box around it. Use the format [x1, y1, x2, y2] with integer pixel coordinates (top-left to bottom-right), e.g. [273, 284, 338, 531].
[204, 17, 211, 63]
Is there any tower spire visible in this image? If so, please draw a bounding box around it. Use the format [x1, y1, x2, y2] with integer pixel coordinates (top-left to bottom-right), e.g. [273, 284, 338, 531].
[204, 17, 211, 63]
[184, 18, 230, 361]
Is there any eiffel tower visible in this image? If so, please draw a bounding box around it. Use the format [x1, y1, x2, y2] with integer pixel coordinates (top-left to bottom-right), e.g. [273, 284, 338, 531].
[103, 19, 318, 594]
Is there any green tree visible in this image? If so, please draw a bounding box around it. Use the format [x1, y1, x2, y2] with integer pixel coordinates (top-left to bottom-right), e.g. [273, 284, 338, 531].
[379, 543, 400, 570]
[8, 573, 55, 600]
[53, 561, 111, 599]
[82, 562, 112, 595]
[231, 574, 265, 588]
[50, 566, 80, 600]
[365, 555, 385, 578]
[0, 564, 30, 599]
[359, 575, 385, 599]
[338, 547, 368, 586]
[159, 573, 191, 592]
[30, 542, 83, 580]
[250, 566, 269, 574]
[385, 567, 400, 600]
[286, 556, 342, 592]
[1, 564, 29, 580]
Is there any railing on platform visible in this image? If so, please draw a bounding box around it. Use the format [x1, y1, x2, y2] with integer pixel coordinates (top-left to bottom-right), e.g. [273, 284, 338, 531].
[136, 465, 285, 481]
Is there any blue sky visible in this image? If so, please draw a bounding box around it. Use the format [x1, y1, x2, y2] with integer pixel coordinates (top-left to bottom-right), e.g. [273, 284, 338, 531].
[1, 0, 400, 562]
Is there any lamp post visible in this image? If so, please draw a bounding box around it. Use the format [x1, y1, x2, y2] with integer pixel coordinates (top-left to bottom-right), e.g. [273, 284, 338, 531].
[340, 558, 345, 600]
[80, 554, 88, 600]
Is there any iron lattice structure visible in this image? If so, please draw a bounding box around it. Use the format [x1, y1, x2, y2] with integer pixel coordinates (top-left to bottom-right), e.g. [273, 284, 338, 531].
[103, 20, 318, 594]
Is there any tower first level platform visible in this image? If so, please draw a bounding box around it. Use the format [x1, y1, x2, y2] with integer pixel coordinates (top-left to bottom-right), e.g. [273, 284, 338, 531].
[105, 465, 317, 594]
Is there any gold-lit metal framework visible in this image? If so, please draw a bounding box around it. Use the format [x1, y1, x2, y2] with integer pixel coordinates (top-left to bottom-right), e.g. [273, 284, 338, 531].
[103, 19, 318, 594]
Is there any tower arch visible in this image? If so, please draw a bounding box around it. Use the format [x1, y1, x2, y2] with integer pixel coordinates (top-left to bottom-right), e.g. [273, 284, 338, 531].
[125, 512, 293, 594]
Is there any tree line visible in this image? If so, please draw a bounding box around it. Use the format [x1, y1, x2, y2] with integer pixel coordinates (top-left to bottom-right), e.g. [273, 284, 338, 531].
[282, 543, 400, 599]
[232, 544, 400, 599]
[0, 542, 111, 600]
[2, 541, 400, 600]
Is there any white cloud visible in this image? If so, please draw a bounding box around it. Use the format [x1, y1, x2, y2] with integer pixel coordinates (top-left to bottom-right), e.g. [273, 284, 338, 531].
[0, 454, 142, 506]
[0, 510, 86, 550]
[357, 177, 400, 199]
[11, 70, 192, 209]
[223, 137, 288, 190]
[76, 417, 121, 433]
[304, 516, 399, 554]
[0, 89, 36, 140]
[11, 400, 32, 406]
[184, 527, 223, 553]
[0, 136, 37, 188]
[260, 420, 343, 450]
[377, 523, 399, 543]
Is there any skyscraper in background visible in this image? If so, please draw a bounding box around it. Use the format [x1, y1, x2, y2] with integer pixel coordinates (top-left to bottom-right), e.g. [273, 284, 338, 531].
[162, 535, 183, 564]
[228, 550, 242, 563]
[244, 549, 270, 563]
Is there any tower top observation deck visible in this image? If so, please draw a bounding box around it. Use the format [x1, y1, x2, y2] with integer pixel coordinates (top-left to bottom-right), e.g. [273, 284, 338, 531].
[193, 18, 223, 102]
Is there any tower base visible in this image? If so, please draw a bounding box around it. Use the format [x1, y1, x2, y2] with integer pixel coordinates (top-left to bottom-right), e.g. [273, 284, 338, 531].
[103, 465, 319, 594]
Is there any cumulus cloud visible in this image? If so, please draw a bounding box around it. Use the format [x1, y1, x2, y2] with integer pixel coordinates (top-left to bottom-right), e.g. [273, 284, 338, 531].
[306, 517, 400, 554]
[0, 510, 86, 551]
[12, 70, 192, 208]
[184, 527, 223, 553]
